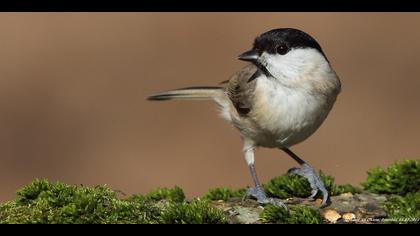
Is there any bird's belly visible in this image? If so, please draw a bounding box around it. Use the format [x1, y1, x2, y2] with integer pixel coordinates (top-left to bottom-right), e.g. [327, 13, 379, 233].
[251, 83, 332, 148]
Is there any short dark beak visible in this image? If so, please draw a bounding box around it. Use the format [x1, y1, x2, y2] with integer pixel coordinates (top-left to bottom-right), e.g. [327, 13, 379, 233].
[237, 49, 259, 62]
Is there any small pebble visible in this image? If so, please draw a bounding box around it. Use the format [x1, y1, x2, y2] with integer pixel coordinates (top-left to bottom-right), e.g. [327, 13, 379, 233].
[342, 213, 356, 221]
[323, 209, 342, 223]
[340, 192, 354, 198]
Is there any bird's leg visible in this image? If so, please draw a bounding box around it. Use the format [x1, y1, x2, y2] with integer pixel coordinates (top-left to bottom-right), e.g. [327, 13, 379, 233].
[247, 164, 288, 209]
[243, 141, 287, 209]
[282, 147, 329, 207]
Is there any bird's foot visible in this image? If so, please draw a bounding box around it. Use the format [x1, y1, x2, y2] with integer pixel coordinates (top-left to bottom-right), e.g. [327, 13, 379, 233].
[245, 186, 288, 209]
[288, 163, 329, 207]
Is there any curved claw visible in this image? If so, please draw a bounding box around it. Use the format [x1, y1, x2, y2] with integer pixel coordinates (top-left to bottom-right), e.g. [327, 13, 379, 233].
[266, 198, 288, 210]
[319, 185, 329, 207]
[307, 189, 318, 201]
[288, 164, 330, 207]
[287, 167, 301, 175]
[246, 187, 288, 210]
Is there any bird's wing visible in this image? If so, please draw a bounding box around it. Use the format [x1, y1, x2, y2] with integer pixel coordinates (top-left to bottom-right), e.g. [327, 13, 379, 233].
[223, 64, 261, 116]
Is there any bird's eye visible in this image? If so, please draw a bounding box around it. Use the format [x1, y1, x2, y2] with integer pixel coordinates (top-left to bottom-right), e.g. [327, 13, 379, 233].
[276, 44, 289, 55]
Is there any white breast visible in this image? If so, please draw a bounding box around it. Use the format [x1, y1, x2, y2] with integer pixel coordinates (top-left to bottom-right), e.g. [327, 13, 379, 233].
[251, 76, 332, 148]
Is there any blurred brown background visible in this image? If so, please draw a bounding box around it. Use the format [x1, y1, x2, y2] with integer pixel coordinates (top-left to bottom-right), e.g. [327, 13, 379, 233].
[0, 13, 419, 202]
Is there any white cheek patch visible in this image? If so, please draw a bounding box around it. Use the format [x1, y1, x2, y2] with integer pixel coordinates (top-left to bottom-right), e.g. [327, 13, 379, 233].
[262, 48, 329, 82]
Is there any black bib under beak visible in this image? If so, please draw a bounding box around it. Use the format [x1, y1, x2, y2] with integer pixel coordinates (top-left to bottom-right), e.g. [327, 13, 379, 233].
[238, 49, 259, 63]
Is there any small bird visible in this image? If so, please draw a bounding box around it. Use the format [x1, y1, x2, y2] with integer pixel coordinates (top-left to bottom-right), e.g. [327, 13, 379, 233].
[148, 28, 341, 208]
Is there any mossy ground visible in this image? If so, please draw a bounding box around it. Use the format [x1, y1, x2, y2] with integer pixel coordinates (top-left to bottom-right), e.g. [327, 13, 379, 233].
[362, 160, 420, 195]
[382, 192, 420, 223]
[260, 205, 323, 224]
[0, 180, 226, 224]
[263, 171, 362, 200]
[1, 160, 419, 224]
[361, 160, 420, 224]
[203, 187, 247, 201]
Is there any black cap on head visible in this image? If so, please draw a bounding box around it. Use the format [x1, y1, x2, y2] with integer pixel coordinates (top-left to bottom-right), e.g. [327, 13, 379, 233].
[253, 28, 328, 60]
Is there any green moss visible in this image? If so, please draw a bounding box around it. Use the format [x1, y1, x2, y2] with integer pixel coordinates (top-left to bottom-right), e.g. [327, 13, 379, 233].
[0, 179, 156, 224]
[332, 184, 362, 196]
[264, 171, 361, 200]
[362, 160, 420, 195]
[159, 200, 228, 224]
[203, 187, 246, 201]
[128, 186, 185, 203]
[15, 179, 53, 205]
[260, 205, 323, 224]
[382, 192, 420, 224]
[264, 174, 310, 199]
[0, 180, 227, 224]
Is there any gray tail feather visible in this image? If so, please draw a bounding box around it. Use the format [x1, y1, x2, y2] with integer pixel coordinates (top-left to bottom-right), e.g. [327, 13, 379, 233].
[147, 86, 224, 101]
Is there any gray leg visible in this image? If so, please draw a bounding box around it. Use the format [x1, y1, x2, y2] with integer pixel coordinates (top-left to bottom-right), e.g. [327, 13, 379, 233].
[243, 140, 287, 209]
[282, 148, 329, 207]
[247, 164, 288, 209]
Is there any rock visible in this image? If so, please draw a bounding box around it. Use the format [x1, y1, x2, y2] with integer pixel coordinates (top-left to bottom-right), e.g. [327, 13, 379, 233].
[327, 192, 387, 220]
[234, 207, 262, 224]
[211, 198, 264, 224]
[322, 209, 342, 223]
[209, 192, 390, 224]
[342, 213, 356, 221]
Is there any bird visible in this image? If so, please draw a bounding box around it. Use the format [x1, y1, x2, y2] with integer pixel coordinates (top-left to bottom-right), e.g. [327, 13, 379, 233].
[147, 28, 341, 208]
